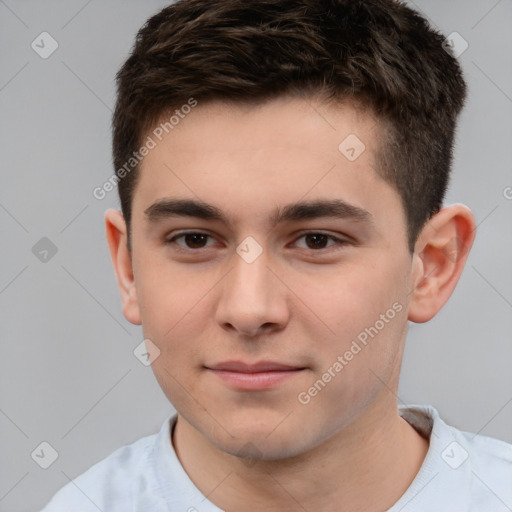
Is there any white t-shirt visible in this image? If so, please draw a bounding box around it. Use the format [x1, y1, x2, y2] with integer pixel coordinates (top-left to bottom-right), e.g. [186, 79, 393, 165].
[40, 405, 512, 511]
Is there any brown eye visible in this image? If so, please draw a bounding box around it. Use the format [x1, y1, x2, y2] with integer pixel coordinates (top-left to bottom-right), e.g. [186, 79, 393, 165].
[294, 232, 347, 251]
[166, 232, 214, 250]
[304, 233, 330, 249]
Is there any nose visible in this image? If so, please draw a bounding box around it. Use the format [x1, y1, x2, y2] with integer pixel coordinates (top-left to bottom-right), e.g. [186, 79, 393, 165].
[214, 245, 290, 338]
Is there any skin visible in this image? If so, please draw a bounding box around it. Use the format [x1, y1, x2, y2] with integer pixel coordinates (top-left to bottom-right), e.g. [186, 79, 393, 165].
[105, 96, 476, 511]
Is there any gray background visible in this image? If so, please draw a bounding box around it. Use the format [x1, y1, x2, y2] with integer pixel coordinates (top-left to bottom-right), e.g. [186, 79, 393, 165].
[0, 1, 511, 510]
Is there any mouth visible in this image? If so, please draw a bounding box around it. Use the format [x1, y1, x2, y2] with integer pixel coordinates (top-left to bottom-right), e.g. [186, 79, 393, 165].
[204, 360, 307, 391]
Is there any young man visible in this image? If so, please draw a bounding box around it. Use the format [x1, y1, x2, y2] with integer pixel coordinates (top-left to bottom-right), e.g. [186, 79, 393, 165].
[41, 0, 512, 510]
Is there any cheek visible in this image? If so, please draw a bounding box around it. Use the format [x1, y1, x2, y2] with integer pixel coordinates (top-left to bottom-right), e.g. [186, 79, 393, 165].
[296, 300, 407, 434]
[135, 252, 209, 332]
[139, 272, 211, 408]
[133, 258, 217, 385]
[294, 254, 409, 408]
[293, 256, 407, 347]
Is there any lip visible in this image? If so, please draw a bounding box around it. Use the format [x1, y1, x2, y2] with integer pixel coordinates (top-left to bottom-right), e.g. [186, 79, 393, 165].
[207, 360, 304, 372]
[205, 360, 306, 391]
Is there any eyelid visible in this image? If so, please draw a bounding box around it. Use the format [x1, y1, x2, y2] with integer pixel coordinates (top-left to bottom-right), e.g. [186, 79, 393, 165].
[290, 231, 351, 250]
[291, 229, 351, 242]
[165, 230, 351, 251]
[165, 230, 219, 249]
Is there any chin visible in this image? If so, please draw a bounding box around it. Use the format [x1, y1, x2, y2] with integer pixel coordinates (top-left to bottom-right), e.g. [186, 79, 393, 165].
[217, 431, 311, 462]
[203, 411, 323, 462]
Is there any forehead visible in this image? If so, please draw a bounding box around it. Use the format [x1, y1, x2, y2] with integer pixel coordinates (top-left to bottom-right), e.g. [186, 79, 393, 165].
[148, 96, 378, 156]
[132, 97, 403, 234]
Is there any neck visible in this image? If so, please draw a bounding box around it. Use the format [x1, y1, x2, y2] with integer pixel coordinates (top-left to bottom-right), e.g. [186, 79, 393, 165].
[172, 397, 429, 512]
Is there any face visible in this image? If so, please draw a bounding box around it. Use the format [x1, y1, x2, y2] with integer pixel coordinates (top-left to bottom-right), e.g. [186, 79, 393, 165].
[128, 97, 415, 459]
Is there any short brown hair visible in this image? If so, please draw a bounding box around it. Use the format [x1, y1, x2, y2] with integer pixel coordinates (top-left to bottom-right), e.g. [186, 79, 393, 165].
[112, 0, 467, 252]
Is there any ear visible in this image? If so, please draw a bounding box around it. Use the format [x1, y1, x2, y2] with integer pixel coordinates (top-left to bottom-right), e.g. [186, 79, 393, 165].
[104, 209, 142, 325]
[408, 204, 476, 323]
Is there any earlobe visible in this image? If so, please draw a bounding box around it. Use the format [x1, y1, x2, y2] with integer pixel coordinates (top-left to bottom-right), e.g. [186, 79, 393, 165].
[104, 209, 142, 325]
[407, 204, 476, 323]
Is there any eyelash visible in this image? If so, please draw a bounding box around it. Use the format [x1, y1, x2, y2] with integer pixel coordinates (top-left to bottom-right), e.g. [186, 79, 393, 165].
[165, 231, 350, 252]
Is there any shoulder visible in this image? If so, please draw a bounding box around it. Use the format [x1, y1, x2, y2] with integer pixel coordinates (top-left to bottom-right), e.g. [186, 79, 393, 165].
[430, 405, 512, 475]
[398, 405, 512, 511]
[450, 419, 512, 502]
[39, 426, 161, 512]
[402, 404, 512, 468]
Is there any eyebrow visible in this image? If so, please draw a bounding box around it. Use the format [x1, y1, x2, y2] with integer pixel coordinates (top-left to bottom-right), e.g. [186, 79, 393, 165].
[144, 198, 373, 227]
